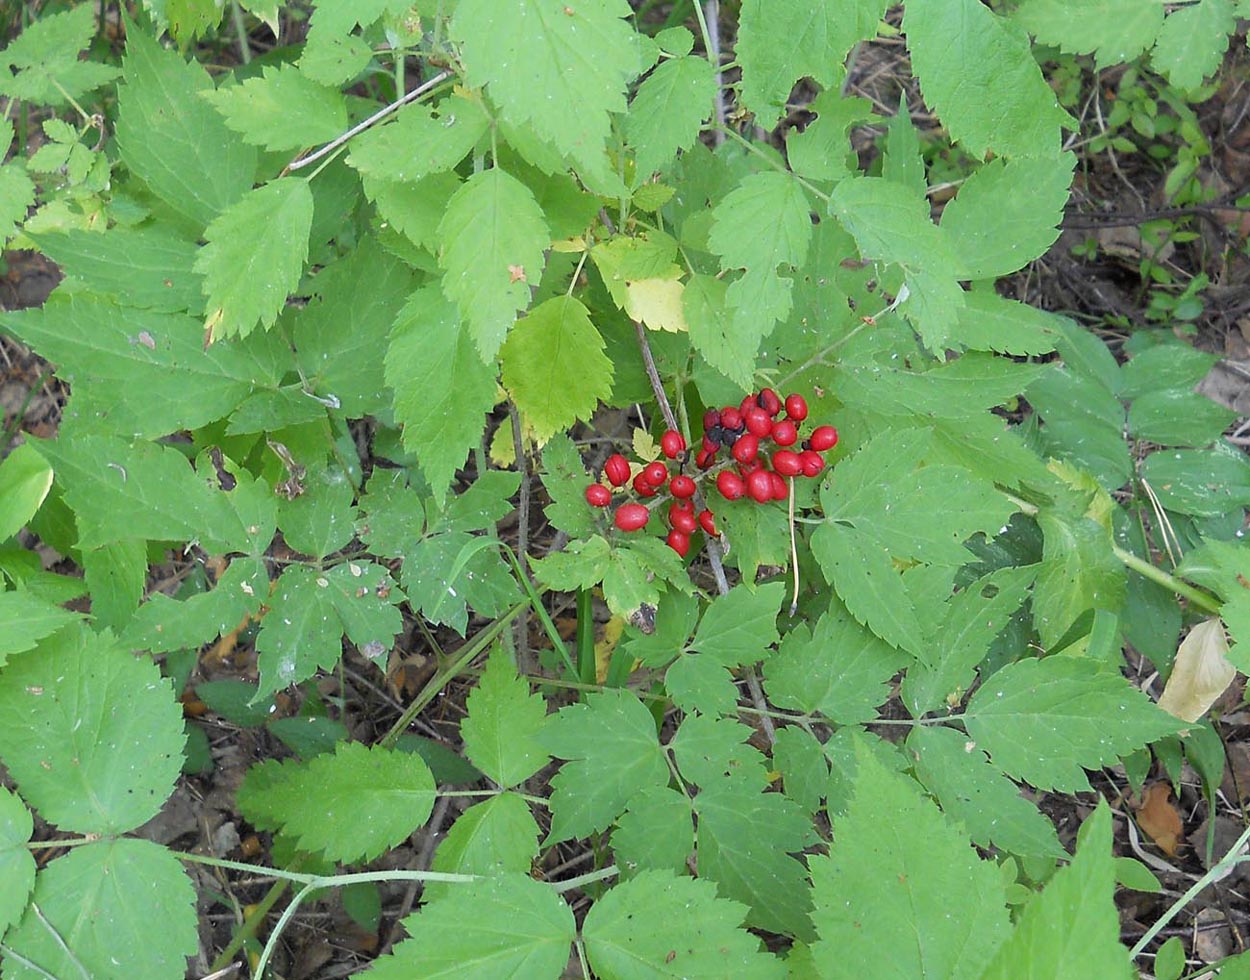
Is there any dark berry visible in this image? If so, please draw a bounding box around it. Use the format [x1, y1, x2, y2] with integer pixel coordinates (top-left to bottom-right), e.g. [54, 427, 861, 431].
[604, 454, 631, 487]
[716, 470, 746, 501]
[702, 408, 721, 431]
[660, 430, 686, 459]
[809, 425, 838, 452]
[585, 483, 612, 507]
[785, 393, 808, 421]
[614, 503, 649, 531]
[771, 419, 798, 446]
[670, 474, 696, 499]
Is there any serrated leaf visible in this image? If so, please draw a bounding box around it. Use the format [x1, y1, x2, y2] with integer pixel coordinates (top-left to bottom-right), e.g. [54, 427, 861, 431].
[198, 177, 314, 342]
[626, 55, 716, 181]
[365, 171, 461, 253]
[348, 94, 490, 182]
[672, 714, 767, 790]
[437, 168, 550, 362]
[1013, 0, 1164, 66]
[462, 648, 550, 787]
[0, 6, 120, 105]
[712, 494, 791, 582]
[1128, 389, 1236, 447]
[34, 434, 247, 552]
[665, 653, 740, 716]
[908, 725, 1065, 858]
[979, 805, 1133, 979]
[0, 786, 35, 936]
[115, 24, 256, 230]
[687, 581, 784, 667]
[765, 602, 907, 723]
[538, 434, 597, 538]
[941, 154, 1075, 279]
[500, 295, 614, 442]
[694, 778, 815, 939]
[0, 627, 184, 835]
[584, 870, 785, 979]
[452, 0, 638, 179]
[963, 656, 1183, 793]
[772, 726, 830, 813]
[368, 874, 575, 979]
[299, 23, 373, 86]
[611, 787, 694, 875]
[1152, 0, 1235, 91]
[810, 742, 1010, 978]
[0, 442, 52, 542]
[786, 90, 874, 183]
[602, 536, 692, 618]
[904, 0, 1070, 158]
[1141, 444, 1250, 517]
[542, 688, 669, 842]
[276, 464, 356, 559]
[426, 793, 541, 904]
[386, 286, 497, 505]
[255, 562, 402, 697]
[0, 163, 35, 244]
[2, 839, 196, 979]
[0, 589, 80, 668]
[202, 63, 347, 152]
[736, 0, 887, 125]
[80, 537, 146, 632]
[883, 95, 926, 196]
[1035, 500, 1126, 651]
[953, 290, 1061, 355]
[684, 273, 754, 391]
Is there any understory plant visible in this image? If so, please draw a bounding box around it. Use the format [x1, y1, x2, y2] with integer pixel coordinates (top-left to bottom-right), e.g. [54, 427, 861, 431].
[1, 0, 1250, 977]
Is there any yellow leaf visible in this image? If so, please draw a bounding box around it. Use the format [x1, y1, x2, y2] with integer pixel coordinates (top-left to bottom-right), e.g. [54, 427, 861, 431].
[627, 277, 688, 332]
[632, 427, 659, 462]
[1157, 618, 1233, 723]
[594, 614, 626, 683]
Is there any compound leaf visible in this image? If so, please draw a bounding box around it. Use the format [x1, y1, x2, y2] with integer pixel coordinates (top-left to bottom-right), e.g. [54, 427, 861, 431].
[202, 63, 346, 152]
[611, 787, 694, 875]
[538, 434, 597, 539]
[964, 656, 1183, 793]
[461, 648, 551, 788]
[0, 6, 120, 105]
[684, 273, 754, 391]
[688, 581, 785, 668]
[426, 794, 541, 904]
[626, 55, 716, 181]
[0, 627, 184, 835]
[348, 95, 490, 183]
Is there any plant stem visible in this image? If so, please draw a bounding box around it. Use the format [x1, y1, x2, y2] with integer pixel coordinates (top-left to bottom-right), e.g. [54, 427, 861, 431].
[1112, 545, 1222, 615]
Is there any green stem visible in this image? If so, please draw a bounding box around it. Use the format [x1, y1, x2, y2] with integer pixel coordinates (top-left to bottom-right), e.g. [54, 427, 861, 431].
[500, 544, 578, 679]
[230, 1, 252, 64]
[718, 126, 832, 203]
[1112, 545, 1222, 615]
[551, 864, 619, 893]
[576, 588, 597, 685]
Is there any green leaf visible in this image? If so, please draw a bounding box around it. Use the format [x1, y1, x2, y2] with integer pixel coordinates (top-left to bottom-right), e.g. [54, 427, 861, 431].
[671, 714, 767, 790]
[34, 434, 246, 552]
[452, 0, 639, 178]
[538, 434, 597, 539]
[238, 742, 434, 863]
[964, 656, 1183, 793]
[298, 23, 373, 86]
[1121, 342, 1218, 397]
[543, 688, 669, 842]
[437, 168, 550, 362]
[500, 295, 614, 442]
[0, 590, 81, 667]
[602, 536, 693, 618]
[611, 787, 694, 875]
[685, 273, 754, 391]
[665, 653, 740, 716]
[2, 839, 196, 978]
[276, 464, 356, 559]
[80, 537, 146, 632]
[1013, 0, 1164, 66]
[0, 6, 120, 105]
[940, 154, 1075, 279]
[368, 874, 575, 979]
[426, 794, 541, 904]
[202, 63, 347, 152]
[953, 290, 1061, 356]
[908, 725, 1065, 858]
[403, 536, 517, 636]
[904, 0, 1069, 158]
[1140, 444, 1250, 517]
[0, 164, 36, 244]
[1027, 366, 1132, 491]
[979, 804, 1133, 979]
[584, 870, 785, 979]
[694, 778, 815, 939]
[689, 581, 784, 668]
[0, 627, 184, 835]
[809, 742, 1010, 978]
[786, 90, 875, 183]
[197, 177, 314, 343]
[772, 726, 830, 813]
[386, 287, 498, 505]
[626, 56, 716, 181]
[0, 787, 35, 937]
[1152, 0, 1236, 91]
[765, 602, 907, 723]
[735, 0, 887, 125]
[0, 442, 52, 541]
[348, 94, 490, 183]
[712, 494, 791, 582]
[461, 647, 550, 787]
[883, 96, 926, 196]
[115, 23, 256, 230]
[1128, 389, 1236, 447]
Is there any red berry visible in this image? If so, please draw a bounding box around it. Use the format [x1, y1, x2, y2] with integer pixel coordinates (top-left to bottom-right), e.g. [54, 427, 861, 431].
[695, 448, 715, 469]
[785, 393, 808, 421]
[614, 503, 649, 531]
[772, 419, 798, 446]
[604, 454, 630, 487]
[809, 425, 839, 452]
[633, 473, 658, 497]
[759, 388, 782, 416]
[740, 394, 759, 415]
[771, 471, 788, 500]
[660, 430, 686, 459]
[746, 469, 773, 503]
[731, 433, 760, 464]
[716, 470, 746, 501]
[720, 406, 743, 430]
[644, 460, 669, 487]
[669, 502, 698, 535]
[666, 529, 691, 557]
[670, 474, 696, 499]
[702, 434, 720, 453]
[745, 408, 772, 438]
[585, 483, 612, 507]
[698, 509, 717, 536]
[702, 408, 721, 431]
[772, 450, 802, 476]
[799, 449, 825, 477]
[737, 459, 762, 477]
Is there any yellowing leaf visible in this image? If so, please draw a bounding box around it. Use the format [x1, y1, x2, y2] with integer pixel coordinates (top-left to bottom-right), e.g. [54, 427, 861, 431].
[1135, 781, 1183, 856]
[627, 277, 687, 332]
[1157, 618, 1234, 723]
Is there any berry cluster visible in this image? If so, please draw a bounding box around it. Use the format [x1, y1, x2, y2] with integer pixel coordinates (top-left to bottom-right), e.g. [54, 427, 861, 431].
[583, 388, 838, 559]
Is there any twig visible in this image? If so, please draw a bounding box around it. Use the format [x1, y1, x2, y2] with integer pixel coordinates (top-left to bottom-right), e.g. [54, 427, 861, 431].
[701, 1, 725, 144]
[286, 71, 451, 172]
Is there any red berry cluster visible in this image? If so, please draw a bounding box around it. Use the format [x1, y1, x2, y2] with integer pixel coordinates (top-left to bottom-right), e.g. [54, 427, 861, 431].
[583, 388, 838, 559]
